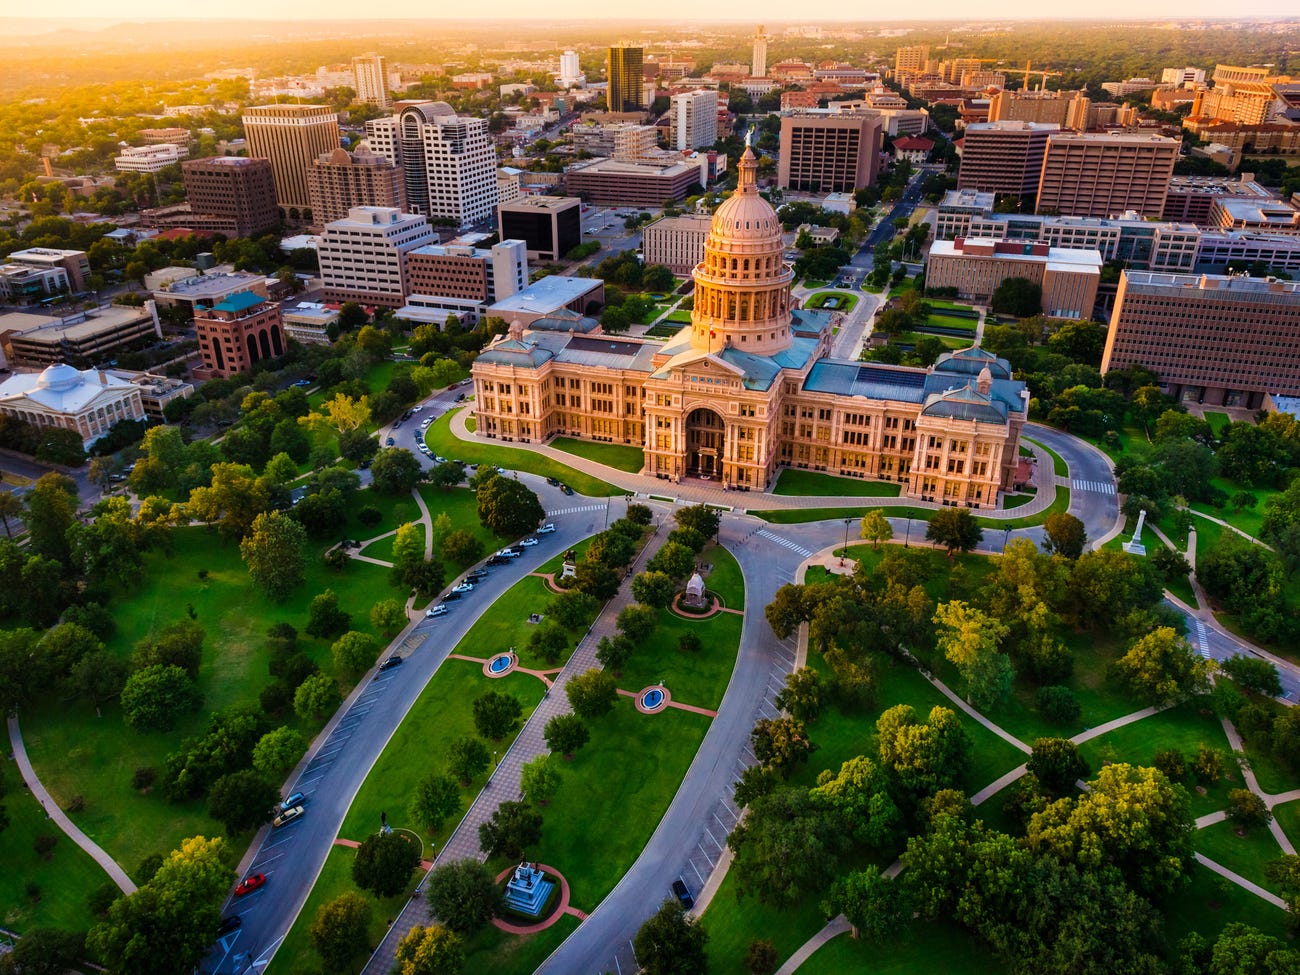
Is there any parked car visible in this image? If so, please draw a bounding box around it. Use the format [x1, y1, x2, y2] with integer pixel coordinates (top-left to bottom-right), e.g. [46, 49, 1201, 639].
[234, 873, 266, 896]
[485, 555, 510, 567]
[467, 569, 489, 582]
[385, 437, 395, 446]
[546, 477, 560, 486]
[217, 915, 242, 936]
[537, 523, 557, 534]
[520, 537, 538, 547]
[426, 603, 448, 617]
[497, 548, 520, 559]
[455, 393, 466, 401]
[672, 878, 694, 910]
[379, 655, 403, 671]
[452, 581, 475, 594]
[442, 590, 464, 601]
[560, 484, 574, 496]
[412, 405, 423, 412]
[421, 418, 432, 428]
[280, 791, 306, 811]
[272, 805, 305, 828]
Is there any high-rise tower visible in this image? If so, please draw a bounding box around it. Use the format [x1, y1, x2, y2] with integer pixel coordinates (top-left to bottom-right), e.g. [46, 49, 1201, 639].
[607, 45, 645, 112]
[752, 24, 769, 79]
[352, 54, 390, 108]
[242, 104, 340, 214]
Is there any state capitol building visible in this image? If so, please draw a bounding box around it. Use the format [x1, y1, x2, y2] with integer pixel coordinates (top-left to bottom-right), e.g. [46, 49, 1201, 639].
[471, 148, 1029, 508]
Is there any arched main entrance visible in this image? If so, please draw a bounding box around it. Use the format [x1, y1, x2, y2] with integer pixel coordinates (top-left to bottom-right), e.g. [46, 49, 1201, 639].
[685, 408, 725, 479]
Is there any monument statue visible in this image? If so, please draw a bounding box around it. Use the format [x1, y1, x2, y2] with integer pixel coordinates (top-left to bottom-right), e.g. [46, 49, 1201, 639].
[1122, 509, 1148, 557]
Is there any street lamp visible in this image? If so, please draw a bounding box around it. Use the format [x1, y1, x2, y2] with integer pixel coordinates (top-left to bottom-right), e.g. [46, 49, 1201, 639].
[840, 517, 852, 567]
[903, 518, 911, 548]
[1003, 527, 1012, 553]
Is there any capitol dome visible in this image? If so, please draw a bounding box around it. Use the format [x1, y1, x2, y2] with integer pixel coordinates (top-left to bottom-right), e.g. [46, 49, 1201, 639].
[689, 145, 795, 356]
[35, 362, 83, 392]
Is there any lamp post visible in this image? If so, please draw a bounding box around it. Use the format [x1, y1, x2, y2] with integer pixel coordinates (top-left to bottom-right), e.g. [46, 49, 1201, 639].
[840, 517, 852, 567]
[1003, 526, 1012, 554]
[903, 518, 911, 548]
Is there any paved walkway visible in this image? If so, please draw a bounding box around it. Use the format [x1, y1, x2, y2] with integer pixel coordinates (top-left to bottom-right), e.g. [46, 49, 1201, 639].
[923, 674, 1032, 755]
[361, 528, 671, 975]
[1195, 853, 1288, 909]
[1071, 705, 1165, 746]
[773, 915, 854, 975]
[8, 715, 137, 894]
[1221, 718, 1298, 855]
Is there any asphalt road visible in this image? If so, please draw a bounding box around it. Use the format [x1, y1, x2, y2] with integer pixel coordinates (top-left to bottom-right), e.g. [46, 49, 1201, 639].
[852, 169, 928, 266]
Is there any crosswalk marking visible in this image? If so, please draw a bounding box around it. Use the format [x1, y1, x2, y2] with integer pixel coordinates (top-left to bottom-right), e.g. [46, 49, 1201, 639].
[1071, 478, 1116, 495]
[1194, 620, 1211, 659]
[755, 529, 814, 558]
[546, 504, 605, 516]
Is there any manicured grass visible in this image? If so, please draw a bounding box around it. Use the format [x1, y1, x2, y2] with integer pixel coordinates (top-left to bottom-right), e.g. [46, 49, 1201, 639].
[425, 411, 620, 497]
[341, 488, 423, 544]
[664, 309, 693, 323]
[703, 867, 827, 975]
[806, 291, 859, 312]
[772, 469, 903, 498]
[798, 919, 1004, 975]
[551, 438, 644, 473]
[801, 279, 830, 290]
[617, 608, 742, 710]
[838, 545, 996, 604]
[454, 574, 596, 672]
[339, 661, 546, 845]
[973, 488, 1069, 530]
[22, 524, 403, 875]
[458, 914, 579, 975]
[755, 506, 935, 525]
[1002, 492, 1034, 510]
[1024, 436, 1069, 477]
[1165, 862, 1292, 945]
[1188, 477, 1276, 540]
[1196, 818, 1284, 894]
[701, 545, 745, 608]
[1204, 411, 1232, 436]
[528, 704, 713, 912]
[0, 760, 112, 936]
[418, 486, 510, 560]
[268, 846, 419, 975]
[1273, 800, 1300, 850]
[897, 330, 970, 349]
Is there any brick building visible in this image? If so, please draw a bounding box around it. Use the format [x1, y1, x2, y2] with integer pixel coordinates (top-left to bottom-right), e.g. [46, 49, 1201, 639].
[305, 148, 404, 230]
[777, 115, 882, 193]
[180, 157, 280, 237]
[193, 291, 286, 379]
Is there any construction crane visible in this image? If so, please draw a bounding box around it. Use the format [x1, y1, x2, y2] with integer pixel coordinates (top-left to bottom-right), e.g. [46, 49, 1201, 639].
[1020, 61, 1063, 92]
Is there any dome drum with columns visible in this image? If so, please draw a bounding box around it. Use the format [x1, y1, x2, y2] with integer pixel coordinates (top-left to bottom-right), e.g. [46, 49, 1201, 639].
[470, 144, 1030, 505]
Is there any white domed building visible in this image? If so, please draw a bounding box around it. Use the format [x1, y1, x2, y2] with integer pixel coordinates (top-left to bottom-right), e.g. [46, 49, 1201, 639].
[0, 363, 146, 447]
[471, 148, 1030, 506]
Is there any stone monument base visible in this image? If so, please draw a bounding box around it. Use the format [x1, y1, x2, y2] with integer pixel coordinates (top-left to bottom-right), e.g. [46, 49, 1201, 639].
[1122, 541, 1147, 556]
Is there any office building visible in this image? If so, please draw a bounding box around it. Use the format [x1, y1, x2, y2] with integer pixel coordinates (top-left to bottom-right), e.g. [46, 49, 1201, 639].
[4, 248, 90, 294]
[1162, 66, 1207, 88]
[242, 104, 340, 214]
[934, 189, 999, 239]
[180, 157, 280, 237]
[108, 369, 194, 421]
[497, 197, 582, 262]
[318, 206, 436, 307]
[280, 300, 339, 345]
[472, 147, 1028, 504]
[115, 144, 187, 173]
[752, 24, 769, 79]
[607, 45, 645, 112]
[1210, 197, 1300, 235]
[957, 122, 1058, 199]
[894, 45, 930, 79]
[926, 238, 1102, 318]
[151, 270, 270, 311]
[777, 115, 882, 193]
[398, 238, 528, 327]
[1163, 173, 1280, 225]
[1, 303, 162, 367]
[559, 51, 583, 88]
[306, 148, 404, 230]
[564, 155, 713, 207]
[670, 90, 719, 150]
[193, 291, 286, 379]
[988, 89, 1092, 130]
[352, 54, 390, 107]
[1036, 133, 1180, 219]
[0, 363, 147, 448]
[1195, 232, 1300, 276]
[365, 102, 499, 227]
[642, 213, 714, 273]
[485, 275, 605, 327]
[1101, 78, 1159, 97]
[1102, 271, 1300, 407]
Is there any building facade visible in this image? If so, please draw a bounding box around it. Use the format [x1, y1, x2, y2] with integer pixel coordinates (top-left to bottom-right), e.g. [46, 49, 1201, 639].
[564, 156, 711, 207]
[181, 157, 280, 237]
[559, 51, 583, 88]
[405, 238, 527, 307]
[365, 102, 499, 227]
[607, 46, 645, 112]
[2, 303, 162, 367]
[752, 24, 769, 79]
[926, 238, 1102, 318]
[318, 206, 436, 307]
[1102, 271, 1300, 407]
[352, 54, 390, 107]
[305, 148, 405, 230]
[1036, 133, 1180, 219]
[194, 291, 286, 379]
[497, 197, 583, 262]
[115, 144, 187, 173]
[957, 121, 1058, 199]
[472, 148, 1028, 504]
[242, 104, 341, 213]
[670, 90, 719, 150]
[777, 115, 882, 193]
[4, 248, 89, 293]
[642, 213, 714, 273]
[0, 363, 147, 448]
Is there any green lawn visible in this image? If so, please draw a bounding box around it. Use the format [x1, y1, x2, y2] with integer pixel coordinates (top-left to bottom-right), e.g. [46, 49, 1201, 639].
[22, 524, 403, 875]
[701, 545, 745, 607]
[1204, 412, 1232, 436]
[973, 489, 1069, 531]
[772, 469, 903, 498]
[1196, 818, 1284, 894]
[1024, 437, 1069, 478]
[453, 574, 595, 672]
[806, 291, 859, 312]
[1273, 800, 1300, 851]
[418, 486, 510, 559]
[664, 309, 693, 323]
[755, 506, 936, 525]
[0, 760, 112, 936]
[550, 438, 644, 473]
[617, 608, 741, 710]
[424, 411, 620, 497]
[1002, 493, 1034, 510]
[798, 919, 1004, 975]
[458, 914, 579, 975]
[703, 868, 826, 975]
[267, 846, 420, 975]
[1165, 862, 1292, 945]
[1188, 476, 1277, 540]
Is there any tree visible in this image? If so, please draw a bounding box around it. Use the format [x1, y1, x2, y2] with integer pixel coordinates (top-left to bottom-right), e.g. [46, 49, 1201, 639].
[933, 601, 1014, 708]
[544, 714, 589, 758]
[394, 924, 462, 975]
[596, 634, 634, 673]
[520, 754, 563, 805]
[87, 836, 233, 975]
[331, 631, 378, 679]
[630, 571, 676, 608]
[441, 530, 483, 569]
[1028, 738, 1090, 798]
[477, 800, 543, 860]
[310, 891, 372, 973]
[390, 522, 427, 588]
[633, 900, 709, 975]
[120, 665, 200, 733]
[1266, 855, 1300, 920]
[859, 509, 893, 549]
[875, 704, 972, 801]
[751, 717, 815, 777]
[728, 786, 846, 907]
[2, 927, 86, 975]
[352, 830, 420, 898]
[239, 511, 308, 601]
[132, 620, 205, 679]
[1043, 512, 1087, 559]
[0, 491, 22, 540]
[370, 598, 408, 638]
[764, 584, 808, 640]
[824, 866, 915, 943]
[306, 589, 351, 638]
[676, 503, 721, 539]
[566, 668, 618, 719]
[39, 621, 103, 685]
[1227, 789, 1272, 833]
[208, 769, 277, 835]
[774, 668, 825, 722]
[809, 755, 902, 849]
[252, 726, 307, 780]
[186, 463, 271, 540]
[425, 859, 500, 935]
[547, 589, 598, 629]
[616, 603, 657, 645]
[527, 620, 570, 665]
[294, 673, 341, 721]
[473, 475, 544, 538]
[744, 939, 779, 975]
[408, 773, 461, 834]
[1221, 655, 1283, 698]
[574, 560, 620, 599]
[587, 530, 637, 569]
[447, 736, 491, 785]
[1114, 626, 1211, 706]
[370, 448, 424, 495]
[647, 541, 695, 581]
[22, 473, 78, 566]
[926, 508, 982, 556]
[69, 650, 128, 711]
[991, 276, 1042, 317]
[472, 691, 523, 741]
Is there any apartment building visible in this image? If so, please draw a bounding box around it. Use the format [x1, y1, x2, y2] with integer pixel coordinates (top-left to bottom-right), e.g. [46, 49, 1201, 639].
[670, 90, 719, 150]
[1102, 271, 1300, 407]
[305, 148, 405, 230]
[926, 238, 1102, 319]
[1036, 133, 1180, 219]
[957, 121, 1058, 198]
[564, 156, 711, 207]
[497, 197, 582, 262]
[193, 291, 285, 379]
[318, 206, 436, 307]
[642, 213, 713, 273]
[352, 53, 390, 107]
[242, 104, 341, 212]
[777, 115, 882, 193]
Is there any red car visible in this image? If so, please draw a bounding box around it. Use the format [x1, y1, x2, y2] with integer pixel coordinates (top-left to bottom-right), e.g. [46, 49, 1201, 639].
[234, 873, 266, 897]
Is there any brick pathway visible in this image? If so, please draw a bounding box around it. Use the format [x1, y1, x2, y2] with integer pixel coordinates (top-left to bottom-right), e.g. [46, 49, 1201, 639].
[361, 529, 671, 974]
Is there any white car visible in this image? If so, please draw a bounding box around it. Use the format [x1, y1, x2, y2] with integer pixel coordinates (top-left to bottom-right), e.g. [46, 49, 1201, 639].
[452, 581, 475, 594]
[419, 445, 431, 454]
[520, 537, 539, 547]
[421, 418, 432, 428]
[537, 523, 556, 534]
[426, 604, 447, 617]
